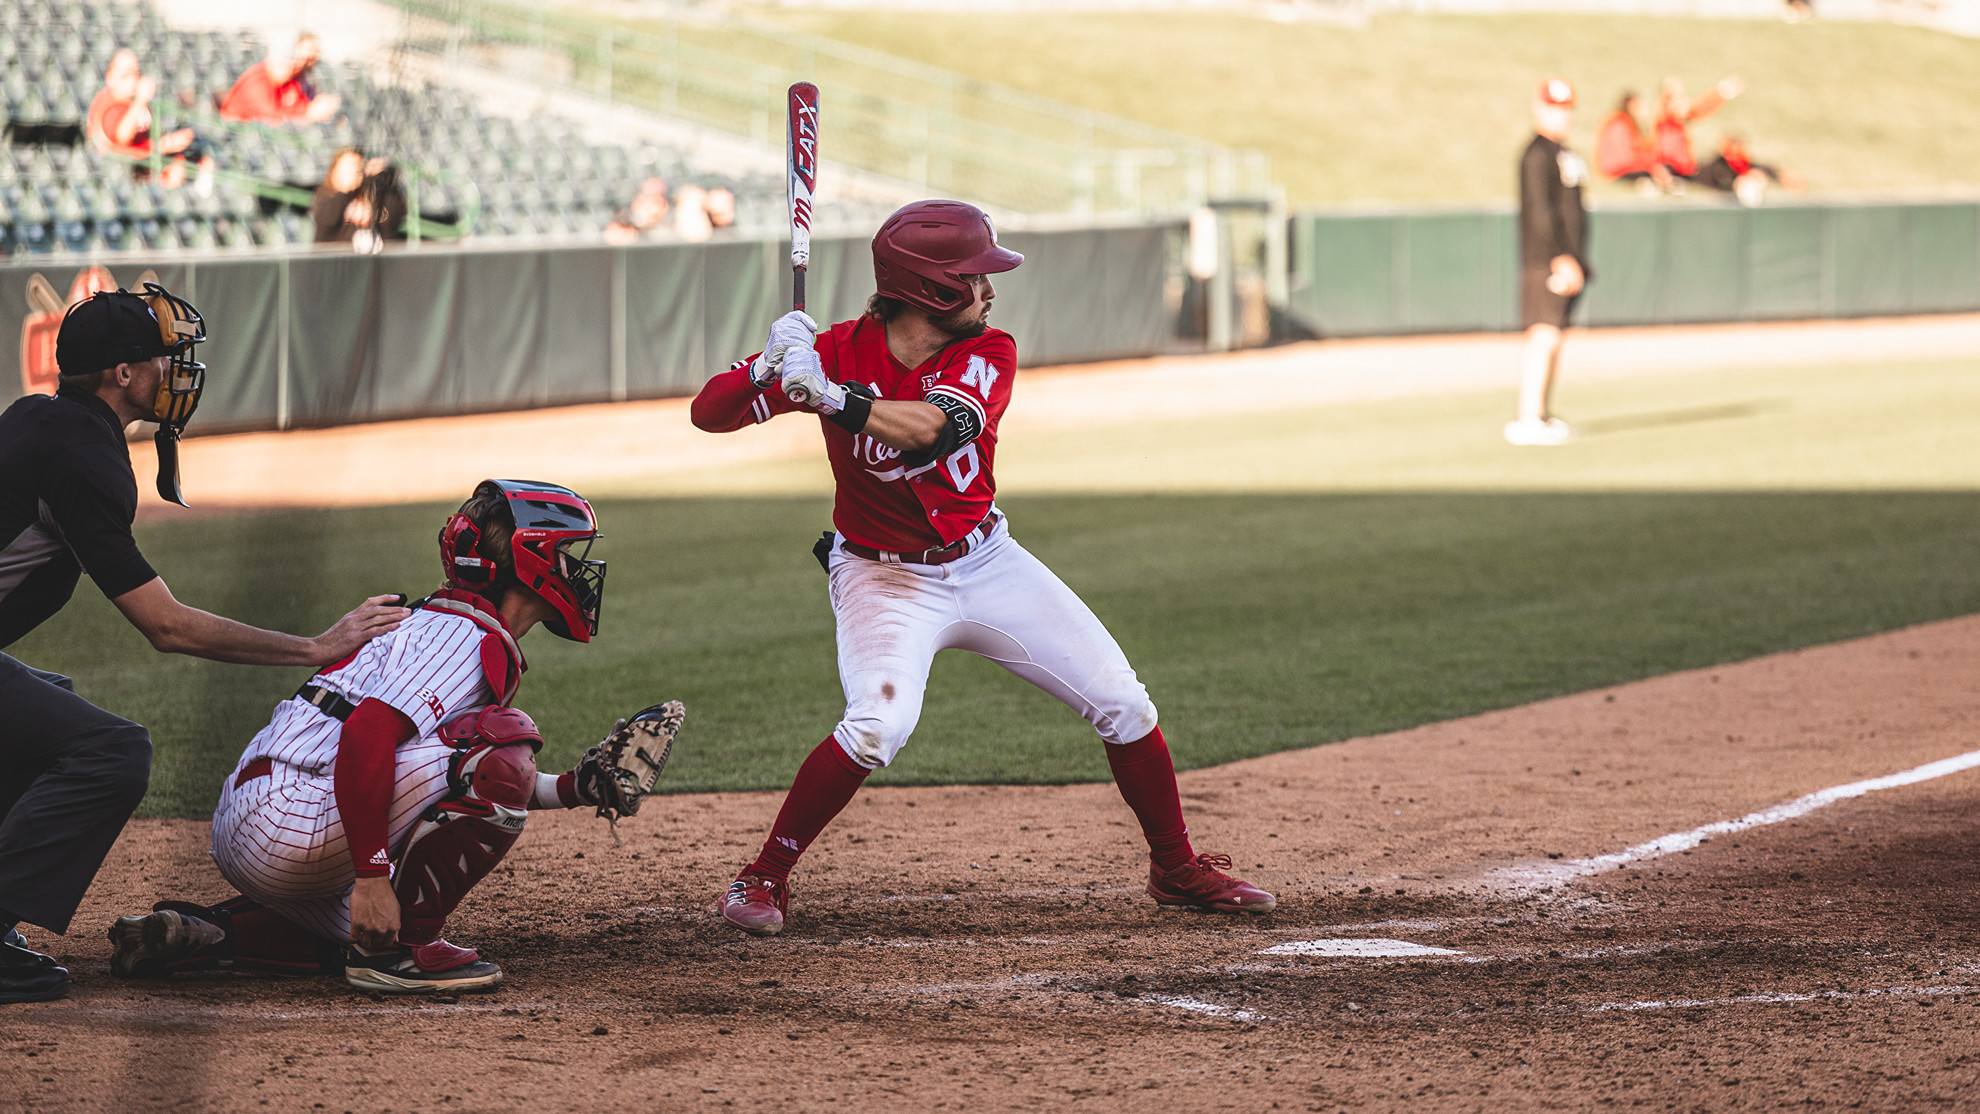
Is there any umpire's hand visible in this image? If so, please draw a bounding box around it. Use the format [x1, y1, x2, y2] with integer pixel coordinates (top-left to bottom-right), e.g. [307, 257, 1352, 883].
[312, 595, 412, 664]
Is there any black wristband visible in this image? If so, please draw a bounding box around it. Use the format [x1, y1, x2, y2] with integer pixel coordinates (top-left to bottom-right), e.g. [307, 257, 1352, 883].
[828, 388, 873, 434]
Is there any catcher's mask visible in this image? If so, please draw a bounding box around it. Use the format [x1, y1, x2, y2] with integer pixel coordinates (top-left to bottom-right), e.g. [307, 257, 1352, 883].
[143, 282, 206, 508]
[439, 479, 606, 642]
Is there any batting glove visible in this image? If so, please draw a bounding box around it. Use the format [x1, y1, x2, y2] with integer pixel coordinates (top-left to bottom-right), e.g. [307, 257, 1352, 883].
[750, 310, 819, 390]
[779, 346, 846, 415]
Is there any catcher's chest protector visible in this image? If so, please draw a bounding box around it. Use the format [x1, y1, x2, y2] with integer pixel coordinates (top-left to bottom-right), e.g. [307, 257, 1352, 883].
[394, 738, 535, 945]
[419, 589, 526, 705]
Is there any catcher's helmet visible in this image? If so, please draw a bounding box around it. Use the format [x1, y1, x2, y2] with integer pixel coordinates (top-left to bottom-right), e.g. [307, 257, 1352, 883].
[440, 479, 606, 642]
[871, 200, 1023, 315]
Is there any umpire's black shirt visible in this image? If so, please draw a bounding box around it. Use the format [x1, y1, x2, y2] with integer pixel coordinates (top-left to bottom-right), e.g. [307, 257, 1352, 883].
[0, 389, 157, 649]
[1519, 134, 1588, 272]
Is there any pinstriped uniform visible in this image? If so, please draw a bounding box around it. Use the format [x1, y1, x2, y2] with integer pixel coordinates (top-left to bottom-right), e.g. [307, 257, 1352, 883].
[208, 609, 497, 941]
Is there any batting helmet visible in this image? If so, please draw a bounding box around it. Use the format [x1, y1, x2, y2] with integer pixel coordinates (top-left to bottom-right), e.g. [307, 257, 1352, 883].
[872, 200, 1023, 315]
[440, 479, 606, 642]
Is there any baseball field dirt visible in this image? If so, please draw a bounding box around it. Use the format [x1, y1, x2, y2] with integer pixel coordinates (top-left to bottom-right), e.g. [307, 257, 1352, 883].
[7, 614, 1977, 1111]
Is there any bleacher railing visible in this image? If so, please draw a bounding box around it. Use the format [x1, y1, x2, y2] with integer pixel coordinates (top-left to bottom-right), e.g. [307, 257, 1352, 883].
[386, 0, 1269, 217]
[161, 98, 486, 243]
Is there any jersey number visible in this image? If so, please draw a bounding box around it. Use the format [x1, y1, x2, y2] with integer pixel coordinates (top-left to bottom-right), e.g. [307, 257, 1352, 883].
[959, 355, 1000, 398]
[945, 442, 981, 489]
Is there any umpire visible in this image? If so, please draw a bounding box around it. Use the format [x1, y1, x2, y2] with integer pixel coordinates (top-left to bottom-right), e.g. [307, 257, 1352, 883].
[0, 285, 406, 1003]
[1507, 77, 1591, 448]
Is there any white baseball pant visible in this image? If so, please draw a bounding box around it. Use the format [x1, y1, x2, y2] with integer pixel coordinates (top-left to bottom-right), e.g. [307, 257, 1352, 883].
[826, 515, 1159, 770]
[207, 742, 456, 942]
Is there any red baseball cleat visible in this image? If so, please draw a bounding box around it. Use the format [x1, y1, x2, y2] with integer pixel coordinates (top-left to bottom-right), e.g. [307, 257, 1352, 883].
[1147, 853, 1277, 913]
[720, 872, 790, 936]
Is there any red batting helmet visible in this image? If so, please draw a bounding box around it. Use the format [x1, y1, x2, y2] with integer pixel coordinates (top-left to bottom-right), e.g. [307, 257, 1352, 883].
[439, 479, 606, 642]
[872, 200, 1023, 314]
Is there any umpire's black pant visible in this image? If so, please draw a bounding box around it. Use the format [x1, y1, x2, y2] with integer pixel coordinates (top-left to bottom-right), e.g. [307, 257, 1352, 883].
[0, 652, 151, 935]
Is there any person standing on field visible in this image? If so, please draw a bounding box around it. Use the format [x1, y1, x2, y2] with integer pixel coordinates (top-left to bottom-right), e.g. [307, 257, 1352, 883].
[690, 200, 1276, 937]
[0, 286, 405, 1003]
[1507, 78, 1591, 447]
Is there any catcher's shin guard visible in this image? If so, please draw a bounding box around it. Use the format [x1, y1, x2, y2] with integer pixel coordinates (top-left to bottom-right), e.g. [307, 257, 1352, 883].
[394, 739, 535, 945]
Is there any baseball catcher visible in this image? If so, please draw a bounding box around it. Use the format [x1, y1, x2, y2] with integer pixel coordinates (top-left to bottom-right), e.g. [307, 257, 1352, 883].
[105, 480, 685, 994]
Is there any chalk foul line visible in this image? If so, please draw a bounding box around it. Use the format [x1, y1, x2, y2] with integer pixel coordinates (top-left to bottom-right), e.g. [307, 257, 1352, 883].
[1488, 747, 1980, 892]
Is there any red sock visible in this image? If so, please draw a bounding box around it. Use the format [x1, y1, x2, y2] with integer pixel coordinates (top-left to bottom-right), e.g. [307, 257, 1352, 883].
[744, 736, 872, 883]
[1105, 727, 1197, 872]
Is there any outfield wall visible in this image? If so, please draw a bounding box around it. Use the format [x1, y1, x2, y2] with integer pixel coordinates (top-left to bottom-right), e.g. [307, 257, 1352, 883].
[1287, 200, 1980, 337]
[1, 222, 1171, 433]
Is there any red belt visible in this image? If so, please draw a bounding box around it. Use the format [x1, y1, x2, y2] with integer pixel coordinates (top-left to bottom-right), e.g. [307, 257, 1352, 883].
[235, 756, 273, 787]
[840, 514, 998, 566]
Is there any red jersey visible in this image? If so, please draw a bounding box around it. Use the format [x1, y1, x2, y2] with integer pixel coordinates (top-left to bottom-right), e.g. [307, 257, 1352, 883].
[1595, 111, 1656, 179]
[1655, 114, 1698, 178]
[87, 91, 149, 158]
[219, 62, 314, 124]
[692, 315, 1016, 553]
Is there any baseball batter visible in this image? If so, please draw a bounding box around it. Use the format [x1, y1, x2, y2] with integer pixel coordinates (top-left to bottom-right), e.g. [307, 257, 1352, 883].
[692, 199, 1275, 936]
[109, 479, 677, 994]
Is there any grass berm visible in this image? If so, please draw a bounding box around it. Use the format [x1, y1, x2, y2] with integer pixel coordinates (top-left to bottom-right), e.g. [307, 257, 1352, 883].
[730, 12, 1980, 205]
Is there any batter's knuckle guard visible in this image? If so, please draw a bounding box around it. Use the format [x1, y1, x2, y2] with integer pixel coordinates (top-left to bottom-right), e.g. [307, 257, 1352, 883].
[577, 700, 685, 822]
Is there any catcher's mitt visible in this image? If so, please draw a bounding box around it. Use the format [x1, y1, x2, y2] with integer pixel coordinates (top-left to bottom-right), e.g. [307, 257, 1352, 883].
[575, 701, 685, 831]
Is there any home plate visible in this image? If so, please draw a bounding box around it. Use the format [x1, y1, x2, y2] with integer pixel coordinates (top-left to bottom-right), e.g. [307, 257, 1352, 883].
[1261, 939, 1463, 958]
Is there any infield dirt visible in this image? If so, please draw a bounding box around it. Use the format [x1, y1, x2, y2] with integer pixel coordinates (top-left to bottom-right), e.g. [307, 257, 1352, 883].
[6, 615, 1978, 1111]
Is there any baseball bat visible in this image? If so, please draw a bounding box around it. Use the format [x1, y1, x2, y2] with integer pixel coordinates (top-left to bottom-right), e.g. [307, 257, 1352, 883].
[785, 82, 821, 405]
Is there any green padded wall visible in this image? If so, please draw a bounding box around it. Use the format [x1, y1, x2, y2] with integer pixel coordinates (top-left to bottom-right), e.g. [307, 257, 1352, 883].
[1288, 200, 1980, 337]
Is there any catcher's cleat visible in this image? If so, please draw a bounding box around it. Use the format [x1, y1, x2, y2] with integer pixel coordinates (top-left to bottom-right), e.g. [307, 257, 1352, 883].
[719, 873, 790, 936]
[0, 929, 70, 1004]
[1147, 853, 1277, 914]
[344, 939, 503, 994]
[107, 909, 227, 978]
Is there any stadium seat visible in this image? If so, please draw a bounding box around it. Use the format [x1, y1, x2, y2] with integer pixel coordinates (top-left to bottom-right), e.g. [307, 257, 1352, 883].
[1, 0, 873, 255]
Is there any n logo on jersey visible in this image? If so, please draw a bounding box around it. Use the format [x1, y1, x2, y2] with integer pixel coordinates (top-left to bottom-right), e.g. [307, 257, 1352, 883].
[959, 355, 1000, 398]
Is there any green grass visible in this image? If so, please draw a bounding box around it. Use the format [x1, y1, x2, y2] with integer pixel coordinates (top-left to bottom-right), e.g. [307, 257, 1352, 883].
[757, 11, 1980, 206]
[13, 489, 1978, 819]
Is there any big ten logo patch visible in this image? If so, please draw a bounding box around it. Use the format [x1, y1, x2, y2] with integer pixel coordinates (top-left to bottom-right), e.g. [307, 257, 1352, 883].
[19, 266, 155, 397]
[418, 688, 446, 719]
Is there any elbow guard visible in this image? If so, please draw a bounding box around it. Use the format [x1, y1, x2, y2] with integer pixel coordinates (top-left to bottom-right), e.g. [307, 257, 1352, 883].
[902, 391, 983, 467]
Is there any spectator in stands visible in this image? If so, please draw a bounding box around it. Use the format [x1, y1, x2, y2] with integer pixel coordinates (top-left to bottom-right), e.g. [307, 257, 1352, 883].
[1507, 77, 1590, 448]
[705, 186, 737, 233]
[1595, 92, 1671, 193]
[1655, 76, 1742, 181]
[673, 183, 714, 242]
[1695, 135, 1803, 206]
[604, 177, 670, 245]
[311, 149, 406, 250]
[88, 49, 213, 191]
[219, 33, 341, 126]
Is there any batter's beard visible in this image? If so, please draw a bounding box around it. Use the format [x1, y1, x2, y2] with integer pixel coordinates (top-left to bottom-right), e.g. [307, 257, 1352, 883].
[933, 309, 989, 339]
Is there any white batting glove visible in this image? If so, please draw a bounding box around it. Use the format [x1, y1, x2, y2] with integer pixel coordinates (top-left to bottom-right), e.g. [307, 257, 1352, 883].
[779, 346, 845, 415]
[749, 310, 819, 390]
